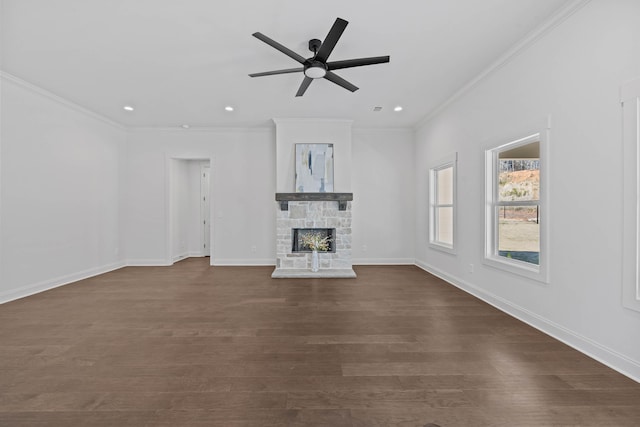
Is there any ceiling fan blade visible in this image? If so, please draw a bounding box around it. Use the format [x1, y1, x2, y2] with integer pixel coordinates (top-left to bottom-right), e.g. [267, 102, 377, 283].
[249, 67, 303, 77]
[315, 18, 348, 63]
[252, 32, 307, 64]
[327, 56, 390, 71]
[295, 76, 313, 97]
[324, 71, 358, 92]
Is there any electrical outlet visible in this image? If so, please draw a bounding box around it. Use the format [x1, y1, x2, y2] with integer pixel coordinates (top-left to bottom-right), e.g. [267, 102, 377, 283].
[469, 264, 474, 273]
[362, 245, 368, 252]
[251, 245, 257, 253]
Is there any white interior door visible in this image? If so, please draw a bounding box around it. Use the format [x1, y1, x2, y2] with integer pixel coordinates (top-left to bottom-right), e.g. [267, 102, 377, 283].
[201, 166, 211, 256]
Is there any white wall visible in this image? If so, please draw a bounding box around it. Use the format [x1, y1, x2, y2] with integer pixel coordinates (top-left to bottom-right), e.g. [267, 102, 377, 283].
[352, 128, 415, 264]
[415, 0, 640, 380]
[0, 74, 126, 302]
[124, 128, 276, 265]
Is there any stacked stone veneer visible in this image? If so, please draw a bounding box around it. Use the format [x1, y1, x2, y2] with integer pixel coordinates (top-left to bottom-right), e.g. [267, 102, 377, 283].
[276, 201, 352, 270]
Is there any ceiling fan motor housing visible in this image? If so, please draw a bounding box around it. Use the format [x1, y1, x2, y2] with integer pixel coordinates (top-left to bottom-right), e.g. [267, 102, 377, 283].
[306, 39, 327, 78]
[308, 38, 322, 53]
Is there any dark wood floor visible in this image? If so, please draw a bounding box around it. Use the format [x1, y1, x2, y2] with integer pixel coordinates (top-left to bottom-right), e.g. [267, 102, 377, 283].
[1, 259, 639, 426]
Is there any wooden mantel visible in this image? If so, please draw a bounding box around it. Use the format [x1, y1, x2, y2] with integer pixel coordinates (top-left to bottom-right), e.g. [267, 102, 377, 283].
[275, 193, 353, 211]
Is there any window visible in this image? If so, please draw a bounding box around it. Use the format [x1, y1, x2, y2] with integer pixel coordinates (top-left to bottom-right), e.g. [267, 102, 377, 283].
[485, 133, 548, 281]
[429, 153, 457, 253]
[622, 77, 640, 312]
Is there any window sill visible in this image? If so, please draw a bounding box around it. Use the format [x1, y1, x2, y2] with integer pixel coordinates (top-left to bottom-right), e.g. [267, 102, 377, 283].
[429, 242, 457, 255]
[483, 255, 548, 284]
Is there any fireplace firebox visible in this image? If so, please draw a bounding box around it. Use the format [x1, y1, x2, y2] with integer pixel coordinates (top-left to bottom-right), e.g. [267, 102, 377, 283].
[292, 228, 336, 253]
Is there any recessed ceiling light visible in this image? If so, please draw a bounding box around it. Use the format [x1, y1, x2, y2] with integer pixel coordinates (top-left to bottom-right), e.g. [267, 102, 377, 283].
[394, 106, 403, 112]
[181, 124, 190, 129]
[225, 106, 234, 112]
[123, 105, 134, 111]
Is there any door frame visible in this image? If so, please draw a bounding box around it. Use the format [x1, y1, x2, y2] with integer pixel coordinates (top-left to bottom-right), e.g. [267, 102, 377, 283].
[164, 153, 214, 266]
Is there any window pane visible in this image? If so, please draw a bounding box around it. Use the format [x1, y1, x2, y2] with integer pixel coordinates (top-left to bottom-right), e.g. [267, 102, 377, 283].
[497, 205, 539, 265]
[498, 159, 539, 202]
[437, 206, 453, 245]
[437, 166, 453, 205]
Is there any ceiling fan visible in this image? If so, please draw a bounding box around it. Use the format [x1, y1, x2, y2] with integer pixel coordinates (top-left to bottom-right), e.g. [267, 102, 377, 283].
[249, 17, 390, 97]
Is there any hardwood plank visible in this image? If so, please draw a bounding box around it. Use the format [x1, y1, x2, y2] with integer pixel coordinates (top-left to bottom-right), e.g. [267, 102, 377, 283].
[342, 361, 503, 376]
[286, 390, 474, 409]
[557, 373, 640, 389]
[229, 376, 404, 392]
[396, 374, 572, 391]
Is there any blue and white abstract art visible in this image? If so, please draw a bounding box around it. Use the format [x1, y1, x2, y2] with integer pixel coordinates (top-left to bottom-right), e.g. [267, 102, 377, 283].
[295, 143, 334, 193]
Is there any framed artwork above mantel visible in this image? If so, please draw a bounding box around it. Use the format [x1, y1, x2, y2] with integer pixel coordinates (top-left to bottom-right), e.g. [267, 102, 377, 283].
[295, 143, 334, 193]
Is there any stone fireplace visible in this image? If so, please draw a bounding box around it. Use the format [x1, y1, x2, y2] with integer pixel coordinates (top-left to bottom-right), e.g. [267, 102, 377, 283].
[271, 118, 356, 278]
[272, 193, 356, 278]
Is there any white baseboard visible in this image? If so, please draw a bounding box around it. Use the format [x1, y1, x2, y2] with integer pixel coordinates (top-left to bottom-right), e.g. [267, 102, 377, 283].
[172, 253, 190, 263]
[213, 258, 276, 266]
[125, 259, 172, 266]
[130, 254, 207, 266]
[353, 258, 415, 265]
[415, 260, 640, 383]
[0, 261, 126, 304]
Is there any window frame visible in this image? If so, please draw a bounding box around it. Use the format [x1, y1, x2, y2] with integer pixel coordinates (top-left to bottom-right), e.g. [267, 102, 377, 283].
[484, 132, 549, 283]
[429, 152, 457, 254]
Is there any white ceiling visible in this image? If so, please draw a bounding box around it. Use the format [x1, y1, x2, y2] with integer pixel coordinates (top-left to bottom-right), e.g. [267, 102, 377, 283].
[1, 0, 571, 129]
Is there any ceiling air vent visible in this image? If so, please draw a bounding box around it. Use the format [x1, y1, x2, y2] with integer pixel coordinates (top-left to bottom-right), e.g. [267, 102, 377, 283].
[373, 106, 382, 112]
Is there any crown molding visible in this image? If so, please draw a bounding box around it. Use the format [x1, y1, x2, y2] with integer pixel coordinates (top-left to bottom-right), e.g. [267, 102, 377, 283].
[129, 126, 274, 133]
[131, 124, 413, 135]
[1, 71, 126, 131]
[272, 118, 354, 126]
[352, 127, 414, 135]
[414, 0, 592, 130]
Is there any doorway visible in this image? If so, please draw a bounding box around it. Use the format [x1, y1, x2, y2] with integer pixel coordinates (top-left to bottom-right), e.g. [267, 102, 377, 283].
[167, 157, 212, 265]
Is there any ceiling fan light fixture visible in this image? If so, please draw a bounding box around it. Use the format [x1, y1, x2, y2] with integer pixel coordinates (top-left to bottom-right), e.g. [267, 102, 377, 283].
[304, 65, 327, 79]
